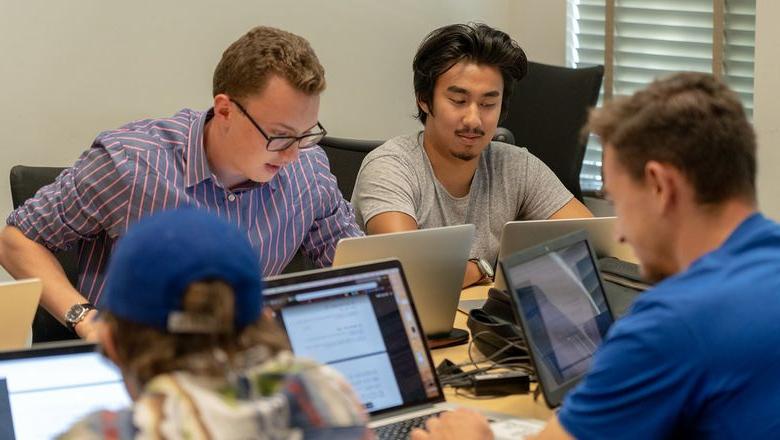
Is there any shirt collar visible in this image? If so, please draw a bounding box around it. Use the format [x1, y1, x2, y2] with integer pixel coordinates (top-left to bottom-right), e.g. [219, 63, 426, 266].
[184, 109, 214, 188]
[184, 108, 282, 192]
[716, 211, 765, 254]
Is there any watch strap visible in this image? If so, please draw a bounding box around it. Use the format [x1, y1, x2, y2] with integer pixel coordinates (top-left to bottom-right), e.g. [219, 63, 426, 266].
[66, 303, 96, 331]
[469, 258, 494, 282]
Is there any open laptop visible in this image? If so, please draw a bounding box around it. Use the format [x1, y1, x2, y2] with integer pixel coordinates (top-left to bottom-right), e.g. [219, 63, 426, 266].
[0, 342, 131, 439]
[264, 259, 544, 438]
[499, 231, 614, 408]
[332, 224, 474, 337]
[0, 279, 43, 351]
[494, 217, 636, 292]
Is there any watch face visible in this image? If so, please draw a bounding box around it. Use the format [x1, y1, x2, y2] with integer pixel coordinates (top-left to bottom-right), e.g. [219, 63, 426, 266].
[478, 259, 495, 278]
[66, 304, 87, 323]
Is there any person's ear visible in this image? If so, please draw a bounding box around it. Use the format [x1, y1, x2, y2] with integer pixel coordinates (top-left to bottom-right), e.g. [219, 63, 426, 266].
[644, 161, 679, 215]
[212, 94, 233, 121]
[417, 94, 432, 117]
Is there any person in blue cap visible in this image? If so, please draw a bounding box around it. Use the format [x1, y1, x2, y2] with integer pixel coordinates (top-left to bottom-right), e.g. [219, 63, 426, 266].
[60, 209, 370, 439]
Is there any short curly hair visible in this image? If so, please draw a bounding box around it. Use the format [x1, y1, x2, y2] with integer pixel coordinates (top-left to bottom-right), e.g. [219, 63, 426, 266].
[213, 26, 325, 99]
[588, 72, 756, 204]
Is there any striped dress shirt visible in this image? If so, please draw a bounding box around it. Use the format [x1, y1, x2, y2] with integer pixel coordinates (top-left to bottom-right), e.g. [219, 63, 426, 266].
[7, 108, 363, 305]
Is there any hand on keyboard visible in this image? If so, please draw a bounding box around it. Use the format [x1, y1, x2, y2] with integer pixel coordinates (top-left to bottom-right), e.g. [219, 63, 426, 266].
[410, 408, 493, 440]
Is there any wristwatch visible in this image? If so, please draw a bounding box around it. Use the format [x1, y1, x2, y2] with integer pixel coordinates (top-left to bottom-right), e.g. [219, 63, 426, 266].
[65, 303, 96, 332]
[469, 257, 495, 282]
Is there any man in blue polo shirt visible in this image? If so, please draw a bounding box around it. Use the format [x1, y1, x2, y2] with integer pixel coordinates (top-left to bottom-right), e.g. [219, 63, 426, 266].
[412, 73, 780, 439]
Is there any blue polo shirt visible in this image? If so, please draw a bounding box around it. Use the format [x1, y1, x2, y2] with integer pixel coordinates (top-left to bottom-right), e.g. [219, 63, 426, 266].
[558, 213, 780, 439]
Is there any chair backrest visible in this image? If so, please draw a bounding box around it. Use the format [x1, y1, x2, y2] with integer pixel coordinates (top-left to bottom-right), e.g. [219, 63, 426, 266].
[499, 61, 604, 201]
[9, 165, 79, 343]
[318, 136, 384, 201]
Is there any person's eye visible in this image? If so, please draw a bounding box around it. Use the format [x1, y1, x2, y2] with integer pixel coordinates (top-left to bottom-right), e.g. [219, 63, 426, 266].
[480, 102, 497, 108]
[449, 98, 466, 105]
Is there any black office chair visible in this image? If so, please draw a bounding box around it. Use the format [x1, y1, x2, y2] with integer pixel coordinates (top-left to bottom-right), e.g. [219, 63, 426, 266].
[319, 136, 385, 201]
[499, 61, 604, 201]
[9, 165, 80, 343]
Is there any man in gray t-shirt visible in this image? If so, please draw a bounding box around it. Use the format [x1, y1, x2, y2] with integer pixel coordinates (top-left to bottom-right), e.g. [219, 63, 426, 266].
[351, 23, 592, 287]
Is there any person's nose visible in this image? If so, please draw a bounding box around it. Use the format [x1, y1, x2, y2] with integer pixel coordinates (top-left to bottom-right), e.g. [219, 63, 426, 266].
[279, 142, 300, 163]
[461, 103, 483, 132]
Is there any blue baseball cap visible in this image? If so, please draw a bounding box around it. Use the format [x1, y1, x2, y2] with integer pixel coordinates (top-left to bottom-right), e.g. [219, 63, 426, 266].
[102, 209, 263, 332]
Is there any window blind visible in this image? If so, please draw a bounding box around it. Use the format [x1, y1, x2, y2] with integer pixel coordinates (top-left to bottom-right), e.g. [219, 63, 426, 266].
[567, 0, 755, 194]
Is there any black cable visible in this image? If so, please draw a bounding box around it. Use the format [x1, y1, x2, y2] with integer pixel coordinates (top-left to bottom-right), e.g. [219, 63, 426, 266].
[436, 330, 537, 398]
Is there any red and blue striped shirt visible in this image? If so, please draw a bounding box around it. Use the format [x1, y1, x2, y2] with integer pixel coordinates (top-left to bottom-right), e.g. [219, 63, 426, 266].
[7, 108, 362, 304]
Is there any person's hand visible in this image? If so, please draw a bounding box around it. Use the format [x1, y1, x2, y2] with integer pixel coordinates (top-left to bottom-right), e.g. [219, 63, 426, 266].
[74, 309, 100, 342]
[411, 409, 494, 440]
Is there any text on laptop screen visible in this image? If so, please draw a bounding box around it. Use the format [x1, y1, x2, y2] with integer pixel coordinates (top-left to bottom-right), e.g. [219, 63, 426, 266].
[507, 240, 612, 386]
[0, 349, 130, 439]
[264, 266, 440, 414]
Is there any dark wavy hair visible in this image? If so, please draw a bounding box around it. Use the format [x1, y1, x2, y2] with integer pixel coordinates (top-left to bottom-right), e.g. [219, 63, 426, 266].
[413, 23, 528, 124]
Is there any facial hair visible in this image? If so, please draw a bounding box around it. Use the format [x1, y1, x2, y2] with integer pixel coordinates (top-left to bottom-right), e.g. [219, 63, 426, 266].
[451, 127, 486, 162]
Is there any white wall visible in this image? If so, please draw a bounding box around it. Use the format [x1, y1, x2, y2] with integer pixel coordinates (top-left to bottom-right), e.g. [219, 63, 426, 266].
[508, 0, 567, 66]
[0, 0, 567, 217]
[754, 0, 780, 220]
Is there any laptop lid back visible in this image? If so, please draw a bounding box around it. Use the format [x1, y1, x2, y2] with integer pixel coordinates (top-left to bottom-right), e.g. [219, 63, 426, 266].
[500, 231, 614, 408]
[0, 342, 130, 439]
[264, 260, 444, 417]
[0, 279, 43, 351]
[495, 217, 636, 291]
[332, 224, 474, 336]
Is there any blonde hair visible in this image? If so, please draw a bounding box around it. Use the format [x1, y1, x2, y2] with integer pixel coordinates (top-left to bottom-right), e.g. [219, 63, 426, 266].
[103, 280, 289, 386]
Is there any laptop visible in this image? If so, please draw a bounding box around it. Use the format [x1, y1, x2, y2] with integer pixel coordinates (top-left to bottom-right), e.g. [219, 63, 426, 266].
[494, 217, 636, 292]
[332, 225, 474, 337]
[500, 231, 614, 408]
[0, 279, 43, 351]
[264, 259, 544, 438]
[0, 342, 131, 439]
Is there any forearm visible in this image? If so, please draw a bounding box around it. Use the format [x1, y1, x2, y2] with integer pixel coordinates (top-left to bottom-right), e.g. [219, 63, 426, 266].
[0, 226, 86, 324]
[462, 261, 484, 287]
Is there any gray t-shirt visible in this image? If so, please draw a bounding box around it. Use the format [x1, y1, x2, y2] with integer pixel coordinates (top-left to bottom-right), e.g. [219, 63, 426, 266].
[352, 132, 573, 264]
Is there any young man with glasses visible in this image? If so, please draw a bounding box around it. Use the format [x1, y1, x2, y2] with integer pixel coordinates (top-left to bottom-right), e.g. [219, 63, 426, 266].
[0, 26, 362, 341]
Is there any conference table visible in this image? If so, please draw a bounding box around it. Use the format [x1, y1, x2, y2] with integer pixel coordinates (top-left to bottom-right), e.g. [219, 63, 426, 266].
[430, 285, 553, 422]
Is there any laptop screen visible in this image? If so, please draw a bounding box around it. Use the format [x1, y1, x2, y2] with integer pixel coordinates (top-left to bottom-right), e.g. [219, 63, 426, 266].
[501, 232, 613, 406]
[0, 343, 131, 439]
[264, 260, 443, 416]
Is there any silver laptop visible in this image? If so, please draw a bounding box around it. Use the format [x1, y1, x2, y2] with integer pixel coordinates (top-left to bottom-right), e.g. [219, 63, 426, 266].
[0, 279, 43, 351]
[0, 342, 131, 439]
[264, 260, 544, 438]
[332, 225, 474, 336]
[500, 231, 614, 408]
[495, 217, 636, 291]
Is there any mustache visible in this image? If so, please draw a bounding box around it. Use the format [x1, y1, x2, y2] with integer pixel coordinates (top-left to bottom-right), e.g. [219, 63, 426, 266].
[454, 128, 485, 137]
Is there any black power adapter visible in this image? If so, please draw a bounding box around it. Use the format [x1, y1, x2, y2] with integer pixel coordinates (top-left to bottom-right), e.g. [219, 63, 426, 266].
[472, 371, 530, 396]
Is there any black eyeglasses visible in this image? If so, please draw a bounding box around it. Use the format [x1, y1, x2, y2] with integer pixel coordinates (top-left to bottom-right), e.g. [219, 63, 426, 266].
[232, 99, 327, 152]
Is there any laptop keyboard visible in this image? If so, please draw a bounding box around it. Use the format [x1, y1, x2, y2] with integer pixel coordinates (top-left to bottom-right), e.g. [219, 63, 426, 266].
[374, 412, 444, 439]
